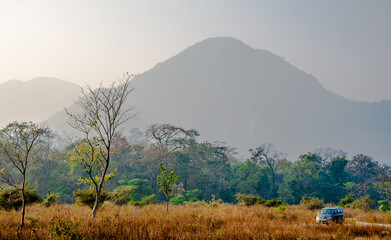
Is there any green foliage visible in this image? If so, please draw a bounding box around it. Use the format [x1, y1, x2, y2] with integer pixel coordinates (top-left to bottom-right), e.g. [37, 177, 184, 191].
[73, 188, 109, 209]
[129, 194, 157, 206]
[235, 193, 265, 206]
[49, 215, 79, 240]
[67, 138, 117, 186]
[43, 192, 60, 207]
[0, 187, 42, 211]
[349, 195, 375, 212]
[157, 163, 180, 200]
[169, 194, 185, 205]
[231, 161, 270, 198]
[264, 199, 283, 207]
[109, 185, 136, 205]
[185, 189, 202, 202]
[339, 195, 354, 207]
[276, 204, 286, 211]
[127, 179, 153, 201]
[299, 196, 324, 210]
[378, 200, 390, 211]
[110, 178, 154, 205]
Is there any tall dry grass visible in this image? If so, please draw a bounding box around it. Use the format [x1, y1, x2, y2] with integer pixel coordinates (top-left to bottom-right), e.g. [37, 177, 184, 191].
[344, 208, 391, 224]
[0, 203, 390, 239]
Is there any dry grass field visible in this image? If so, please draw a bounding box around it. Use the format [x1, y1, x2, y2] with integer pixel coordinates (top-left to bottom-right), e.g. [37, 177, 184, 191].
[0, 203, 390, 239]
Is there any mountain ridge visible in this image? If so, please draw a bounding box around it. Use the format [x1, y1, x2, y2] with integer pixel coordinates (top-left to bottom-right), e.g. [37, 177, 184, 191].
[0, 77, 80, 127]
[47, 37, 391, 162]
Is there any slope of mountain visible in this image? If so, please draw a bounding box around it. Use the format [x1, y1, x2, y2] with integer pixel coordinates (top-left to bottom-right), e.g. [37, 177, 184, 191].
[0, 77, 80, 127]
[48, 37, 391, 162]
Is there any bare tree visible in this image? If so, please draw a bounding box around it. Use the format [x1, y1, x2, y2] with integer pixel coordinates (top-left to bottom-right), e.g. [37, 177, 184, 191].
[0, 121, 51, 232]
[249, 143, 286, 198]
[146, 124, 199, 152]
[65, 73, 135, 218]
[315, 147, 347, 167]
[347, 154, 378, 196]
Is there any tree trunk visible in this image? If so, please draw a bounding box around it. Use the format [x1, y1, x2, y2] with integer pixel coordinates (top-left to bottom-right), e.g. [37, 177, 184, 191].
[92, 188, 101, 219]
[166, 195, 169, 214]
[17, 176, 26, 232]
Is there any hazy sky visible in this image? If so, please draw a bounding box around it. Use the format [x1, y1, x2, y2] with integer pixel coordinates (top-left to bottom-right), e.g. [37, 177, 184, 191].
[1, 0, 390, 102]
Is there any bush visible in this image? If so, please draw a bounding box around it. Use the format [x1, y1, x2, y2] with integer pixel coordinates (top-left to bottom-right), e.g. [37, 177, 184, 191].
[379, 200, 390, 212]
[127, 179, 153, 201]
[129, 194, 156, 207]
[236, 193, 264, 207]
[264, 199, 283, 207]
[49, 215, 79, 239]
[73, 188, 109, 209]
[169, 194, 185, 205]
[185, 189, 202, 202]
[349, 195, 375, 212]
[300, 197, 324, 210]
[43, 192, 60, 207]
[109, 186, 136, 205]
[0, 187, 42, 211]
[339, 195, 354, 207]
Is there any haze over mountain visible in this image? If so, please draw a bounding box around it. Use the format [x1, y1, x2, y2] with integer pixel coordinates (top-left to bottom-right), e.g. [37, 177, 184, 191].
[48, 37, 391, 162]
[0, 77, 80, 127]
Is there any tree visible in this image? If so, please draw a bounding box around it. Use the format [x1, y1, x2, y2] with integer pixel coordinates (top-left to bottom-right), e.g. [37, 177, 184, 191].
[157, 163, 179, 213]
[375, 164, 391, 210]
[348, 154, 378, 196]
[315, 147, 347, 167]
[0, 121, 50, 232]
[279, 153, 323, 204]
[146, 124, 199, 153]
[249, 143, 285, 198]
[65, 73, 135, 218]
[144, 124, 198, 195]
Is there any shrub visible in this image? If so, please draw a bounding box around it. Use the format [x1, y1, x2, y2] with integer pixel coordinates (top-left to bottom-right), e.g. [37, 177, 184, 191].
[299, 197, 324, 210]
[73, 188, 109, 209]
[185, 189, 202, 202]
[264, 199, 283, 207]
[0, 187, 42, 211]
[43, 192, 60, 207]
[235, 193, 264, 207]
[350, 195, 375, 212]
[339, 195, 354, 207]
[169, 194, 185, 205]
[49, 215, 79, 240]
[379, 200, 390, 212]
[127, 179, 153, 201]
[129, 194, 157, 207]
[110, 186, 136, 205]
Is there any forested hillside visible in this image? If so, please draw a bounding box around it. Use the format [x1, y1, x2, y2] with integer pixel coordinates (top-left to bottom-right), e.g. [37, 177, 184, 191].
[11, 123, 388, 207]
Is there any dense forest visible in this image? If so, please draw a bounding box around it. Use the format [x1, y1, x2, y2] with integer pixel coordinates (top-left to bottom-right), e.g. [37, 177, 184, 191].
[0, 77, 390, 218]
[1, 122, 389, 208]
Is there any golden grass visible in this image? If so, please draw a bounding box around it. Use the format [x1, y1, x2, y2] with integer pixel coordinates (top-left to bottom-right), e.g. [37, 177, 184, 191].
[0, 203, 390, 239]
[345, 208, 391, 224]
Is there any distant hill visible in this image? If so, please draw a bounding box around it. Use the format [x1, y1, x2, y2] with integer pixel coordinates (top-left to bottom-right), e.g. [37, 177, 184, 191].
[0, 77, 80, 127]
[48, 37, 391, 162]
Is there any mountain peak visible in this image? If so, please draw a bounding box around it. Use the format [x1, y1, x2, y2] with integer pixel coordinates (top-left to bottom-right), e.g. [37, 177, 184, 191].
[48, 37, 391, 163]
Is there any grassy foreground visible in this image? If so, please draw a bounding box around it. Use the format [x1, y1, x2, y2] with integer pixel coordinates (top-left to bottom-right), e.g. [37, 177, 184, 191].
[0, 203, 390, 239]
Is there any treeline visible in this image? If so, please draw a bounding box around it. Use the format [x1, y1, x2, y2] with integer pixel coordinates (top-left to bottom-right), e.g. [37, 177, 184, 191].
[2, 123, 388, 208]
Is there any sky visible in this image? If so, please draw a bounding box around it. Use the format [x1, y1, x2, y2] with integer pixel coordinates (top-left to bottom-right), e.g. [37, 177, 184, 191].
[0, 0, 390, 102]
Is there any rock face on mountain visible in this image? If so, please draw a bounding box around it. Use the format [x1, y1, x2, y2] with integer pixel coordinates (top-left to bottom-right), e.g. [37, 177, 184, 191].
[48, 37, 391, 162]
[0, 77, 80, 127]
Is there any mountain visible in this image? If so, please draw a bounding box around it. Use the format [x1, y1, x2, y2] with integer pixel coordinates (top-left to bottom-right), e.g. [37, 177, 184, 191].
[0, 77, 80, 127]
[48, 37, 391, 162]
